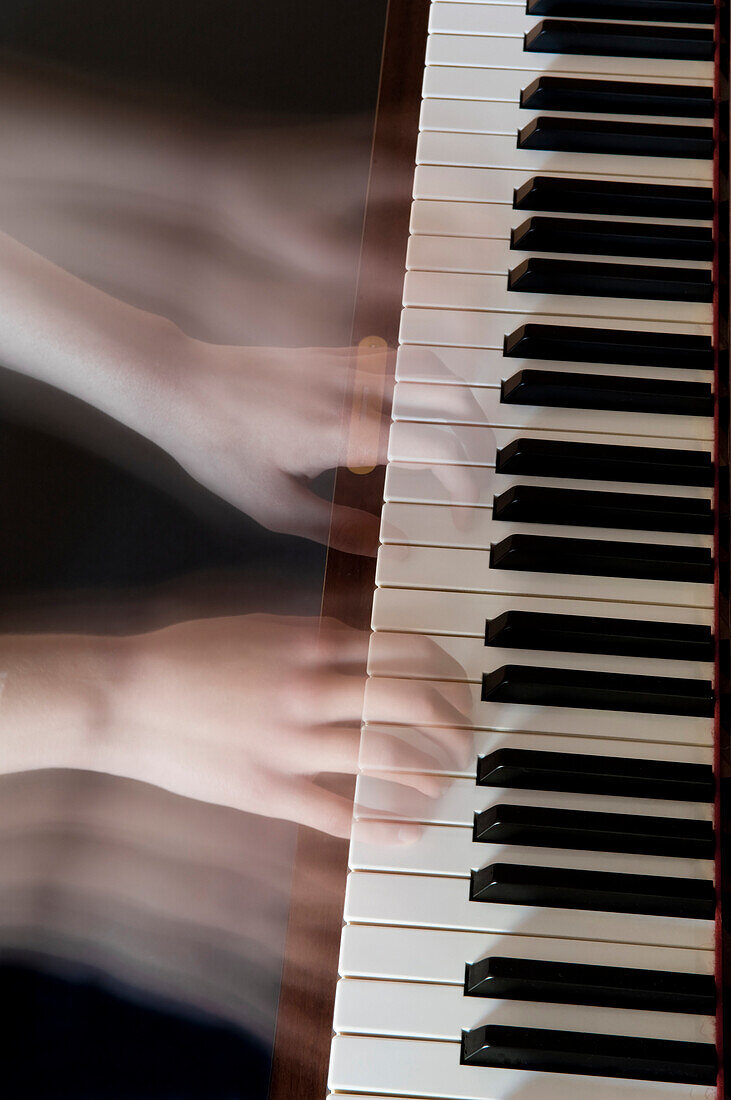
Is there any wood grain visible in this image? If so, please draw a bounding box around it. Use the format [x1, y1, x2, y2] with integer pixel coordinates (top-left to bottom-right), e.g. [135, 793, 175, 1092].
[267, 1, 430, 1096]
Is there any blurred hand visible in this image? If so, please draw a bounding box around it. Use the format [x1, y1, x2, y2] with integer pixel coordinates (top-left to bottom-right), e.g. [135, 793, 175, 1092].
[102, 614, 470, 838]
[147, 338, 391, 554]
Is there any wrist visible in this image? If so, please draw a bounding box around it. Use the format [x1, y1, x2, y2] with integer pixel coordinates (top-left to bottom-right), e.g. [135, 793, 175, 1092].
[0, 633, 124, 775]
[76, 313, 196, 450]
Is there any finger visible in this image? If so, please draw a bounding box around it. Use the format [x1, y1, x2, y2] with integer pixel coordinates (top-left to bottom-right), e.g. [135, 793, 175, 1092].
[316, 618, 371, 666]
[368, 632, 467, 682]
[364, 677, 472, 729]
[309, 670, 367, 724]
[399, 383, 484, 425]
[417, 725, 475, 772]
[350, 818, 423, 846]
[354, 771, 449, 819]
[302, 727, 361, 774]
[433, 463, 486, 508]
[302, 727, 453, 798]
[396, 346, 454, 383]
[263, 475, 331, 543]
[288, 780, 355, 838]
[268, 478, 381, 557]
[328, 502, 381, 557]
[357, 729, 459, 789]
[339, 412, 392, 470]
[360, 723, 474, 775]
[394, 421, 495, 468]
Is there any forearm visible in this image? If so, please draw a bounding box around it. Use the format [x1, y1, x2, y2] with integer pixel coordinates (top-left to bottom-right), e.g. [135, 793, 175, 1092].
[0, 230, 184, 439]
[0, 632, 121, 776]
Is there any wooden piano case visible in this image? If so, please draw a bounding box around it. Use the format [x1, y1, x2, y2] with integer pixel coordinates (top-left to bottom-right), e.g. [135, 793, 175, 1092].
[270, 0, 731, 1095]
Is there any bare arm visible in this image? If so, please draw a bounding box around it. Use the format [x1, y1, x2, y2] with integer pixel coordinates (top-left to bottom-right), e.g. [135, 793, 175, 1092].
[0, 231, 398, 551]
[0, 616, 472, 836]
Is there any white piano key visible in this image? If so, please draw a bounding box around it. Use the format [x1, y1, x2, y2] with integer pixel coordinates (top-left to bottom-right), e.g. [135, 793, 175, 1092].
[333, 978, 714, 1044]
[376, 541, 713, 608]
[412, 198, 515, 238]
[380, 501, 714, 550]
[337, 923, 715, 983]
[414, 163, 706, 204]
[354, 775, 712, 825]
[371, 587, 713, 635]
[359, 724, 712, 778]
[364, 675, 713, 744]
[330, 6, 722, 1095]
[397, 343, 714, 385]
[400, 308, 713, 349]
[429, 2, 712, 40]
[349, 821, 712, 882]
[410, 199, 712, 241]
[393, 381, 713, 442]
[430, 2, 534, 37]
[426, 32, 714, 82]
[417, 130, 712, 184]
[367, 628, 713, 680]
[422, 64, 713, 103]
[404, 268, 712, 325]
[388, 421, 712, 468]
[421, 96, 715, 136]
[407, 232, 712, 274]
[328, 1036, 714, 1100]
[344, 872, 715, 950]
[385, 462, 713, 509]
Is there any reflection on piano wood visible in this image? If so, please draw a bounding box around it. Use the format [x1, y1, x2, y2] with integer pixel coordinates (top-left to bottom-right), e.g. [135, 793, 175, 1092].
[324, 0, 730, 1097]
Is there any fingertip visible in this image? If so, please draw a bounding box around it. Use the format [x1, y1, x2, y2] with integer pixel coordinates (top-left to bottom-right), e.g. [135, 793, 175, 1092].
[397, 824, 423, 845]
[413, 773, 451, 799]
[330, 506, 381, 557]
[450, 504, 475, 533]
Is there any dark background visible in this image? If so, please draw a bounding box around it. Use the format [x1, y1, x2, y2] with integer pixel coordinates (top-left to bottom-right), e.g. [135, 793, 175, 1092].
[0, 2, 388, 1095]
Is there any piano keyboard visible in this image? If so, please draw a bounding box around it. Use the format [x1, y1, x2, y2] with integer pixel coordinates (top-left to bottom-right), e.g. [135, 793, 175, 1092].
[328, 0, 721, 1097]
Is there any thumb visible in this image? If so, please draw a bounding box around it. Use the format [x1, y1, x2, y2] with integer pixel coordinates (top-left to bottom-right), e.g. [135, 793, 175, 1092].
[329, 502, 381, 557]
[269, 477, 381, 557]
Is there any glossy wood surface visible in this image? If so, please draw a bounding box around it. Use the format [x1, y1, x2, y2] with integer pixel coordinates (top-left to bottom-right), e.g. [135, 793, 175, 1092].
[267, 2, 431, 1097]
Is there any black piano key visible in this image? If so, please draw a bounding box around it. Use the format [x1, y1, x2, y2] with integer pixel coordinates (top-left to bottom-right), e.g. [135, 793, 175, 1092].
[461, 1024, 716, 1085]
[469, 862, 715, 919]
[501, 370, 713, 416]
[484, 609, 715, 662]
[526, 0, 716, 23]
[477, 746, 715, 801]
[495, 438, 714, 486]
[472, 802, 714, 857]
[514, 176, 713, 218]
[507, 257, 713, 302]
[520, 76, 714, 117]
[490, 533, 713, 583]
[492, 484, 713, 533]
[518, 116, 713, 159]
[511, 215, 713, 261]
[464, 955, 716, 1013]
[503, 323, 713, 369]
[481, 665, 714, 717]
[524, 20, 714, 61]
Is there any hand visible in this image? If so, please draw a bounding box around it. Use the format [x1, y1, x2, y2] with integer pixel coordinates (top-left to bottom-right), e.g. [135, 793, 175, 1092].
[102, 614, 471, 838]
[146, 337, 392, 554]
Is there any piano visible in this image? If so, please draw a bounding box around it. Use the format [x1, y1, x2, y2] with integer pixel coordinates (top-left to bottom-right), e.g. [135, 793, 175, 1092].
[272, 0, 731, 1097]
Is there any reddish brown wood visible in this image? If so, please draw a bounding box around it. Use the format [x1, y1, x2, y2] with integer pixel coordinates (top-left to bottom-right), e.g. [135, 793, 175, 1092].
[267, 3, 430, 1098]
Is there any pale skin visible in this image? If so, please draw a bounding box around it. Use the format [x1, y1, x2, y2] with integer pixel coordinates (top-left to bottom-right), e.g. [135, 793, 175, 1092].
[0, 74, 485, 838]
[0, 616, 473, 839]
